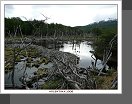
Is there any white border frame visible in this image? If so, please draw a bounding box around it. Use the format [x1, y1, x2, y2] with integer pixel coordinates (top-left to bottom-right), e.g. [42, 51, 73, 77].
[0, 1, 122, 94]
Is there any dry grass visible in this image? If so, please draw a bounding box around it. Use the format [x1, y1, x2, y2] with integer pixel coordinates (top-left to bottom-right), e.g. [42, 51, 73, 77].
[95, 70, 117, 89]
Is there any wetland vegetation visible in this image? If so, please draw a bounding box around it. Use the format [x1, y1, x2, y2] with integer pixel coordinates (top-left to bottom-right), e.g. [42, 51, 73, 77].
[5, 17, 117, 90]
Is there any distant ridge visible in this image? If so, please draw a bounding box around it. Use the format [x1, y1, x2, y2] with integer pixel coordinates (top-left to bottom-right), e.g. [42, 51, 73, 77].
[76, 19, 117, 33]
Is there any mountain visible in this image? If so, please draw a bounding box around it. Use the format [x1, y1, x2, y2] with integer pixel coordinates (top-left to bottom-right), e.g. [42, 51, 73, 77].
[76, 19, 117, 33]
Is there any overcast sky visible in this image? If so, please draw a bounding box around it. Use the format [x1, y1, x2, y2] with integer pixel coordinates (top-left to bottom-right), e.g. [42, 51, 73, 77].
[5, 5, 117, 27]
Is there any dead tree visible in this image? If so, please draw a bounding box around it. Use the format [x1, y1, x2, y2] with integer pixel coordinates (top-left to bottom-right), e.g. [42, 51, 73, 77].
[90, 35, 117, 76]
[5, 23, 33, 89]
[40, 13, 50, 39]
[47, 52, 96, 89]
[98, 35, 117, 76]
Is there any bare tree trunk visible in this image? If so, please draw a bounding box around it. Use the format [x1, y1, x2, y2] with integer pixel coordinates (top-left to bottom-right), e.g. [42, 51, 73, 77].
[98, 35, 117, 76]
[11, 47, 15, 88]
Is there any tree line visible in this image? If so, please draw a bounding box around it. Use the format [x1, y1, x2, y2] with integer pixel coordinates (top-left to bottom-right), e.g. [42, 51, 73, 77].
[5, 17, 83, 38]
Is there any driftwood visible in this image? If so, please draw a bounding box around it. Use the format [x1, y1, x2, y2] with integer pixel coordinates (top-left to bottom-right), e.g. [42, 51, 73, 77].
[88, 69, 108, 76]
[20, 43, 96, 89]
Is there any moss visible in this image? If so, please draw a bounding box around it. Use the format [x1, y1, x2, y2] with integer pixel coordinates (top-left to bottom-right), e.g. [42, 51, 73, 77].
[36, 68, 48, 76]
[40, 75, 63, 89]
[5, 48, 14, 61]
[26, 68, 48, 86]
[5, 47, 41, 61]
[20, 55, 24, 59]
[5, 47, 50, 75]
[16, 56, 21, 62]
[107, 68, 116, 76]
[27, 57, 33, 63]
[32, 57, 49, 68]
[27, 48, 40, 58]
[41, 79, 62, 89]
[21, 51, 27, 57]
[18, 47, 40, 58]
[39, 57, 49, 65]
[5, 63, 13, 73]
[15, 48, 21, 51]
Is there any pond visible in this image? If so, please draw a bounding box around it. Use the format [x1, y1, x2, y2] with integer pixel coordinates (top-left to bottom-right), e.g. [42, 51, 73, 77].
[59, 41, 108, 69]
[5, 58, 53, 89]
[36, 40, 105, 69]
[5, 40, 108, 89]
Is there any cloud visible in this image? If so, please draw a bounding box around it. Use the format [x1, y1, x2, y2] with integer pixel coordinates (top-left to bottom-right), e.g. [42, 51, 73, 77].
[93, 12, 117, 22]
[5, 5, 14, 17]
[5, 5, 14, 10]
[5, 4, 117, 26]
[93, 5, 117, 22]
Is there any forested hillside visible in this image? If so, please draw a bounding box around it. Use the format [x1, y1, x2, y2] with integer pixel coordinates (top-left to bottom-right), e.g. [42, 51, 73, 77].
[77, 20, 118, 68]
[77, 19, 117, 34]
[5, 17, 83, 38]
[5, 18, 117, 40]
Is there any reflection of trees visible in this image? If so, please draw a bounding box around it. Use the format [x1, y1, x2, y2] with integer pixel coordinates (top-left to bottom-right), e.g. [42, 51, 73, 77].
[71, 40, 81, 56]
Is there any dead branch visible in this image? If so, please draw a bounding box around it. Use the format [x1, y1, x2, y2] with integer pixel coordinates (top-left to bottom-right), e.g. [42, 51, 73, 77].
[111, 76, 117, 89]
[98, 35, 117, 76]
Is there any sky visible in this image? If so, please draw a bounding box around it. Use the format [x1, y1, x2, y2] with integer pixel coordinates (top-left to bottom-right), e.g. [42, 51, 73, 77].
[5, 5, 117, 27]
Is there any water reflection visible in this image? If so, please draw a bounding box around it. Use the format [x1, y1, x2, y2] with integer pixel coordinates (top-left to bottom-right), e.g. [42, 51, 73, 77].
[5, 40, 108, 88]
[59, 41, 108, 69]
[5, 60, 53, 88]
[5, 61, 38, 87]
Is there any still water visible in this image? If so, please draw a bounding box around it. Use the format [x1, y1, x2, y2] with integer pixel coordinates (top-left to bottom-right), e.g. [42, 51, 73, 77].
[5, 40, 108, 88]
[59, 41, 107, 69]
[5, 61, 53, 88]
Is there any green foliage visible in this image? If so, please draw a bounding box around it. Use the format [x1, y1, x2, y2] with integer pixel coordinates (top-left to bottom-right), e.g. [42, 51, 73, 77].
[36, 68, 48, 76]
[91, 28, 102, 36]
[41, 76, 63, 89]
[77, 19, 117, 34]
[5, 17, 83, 38]
[86, 20, 118, 68]
[5, 45, 51, 72]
